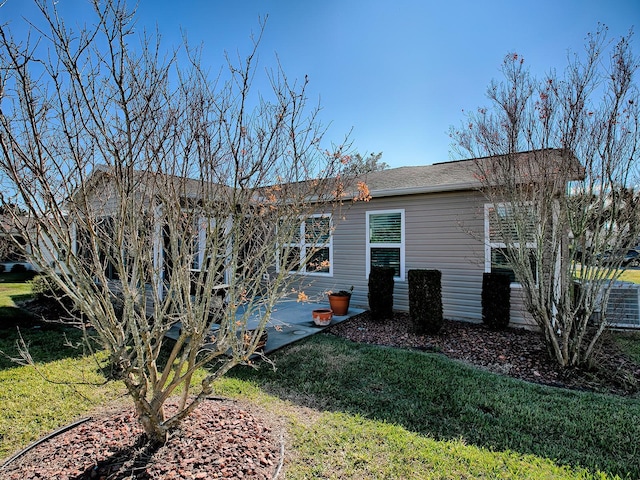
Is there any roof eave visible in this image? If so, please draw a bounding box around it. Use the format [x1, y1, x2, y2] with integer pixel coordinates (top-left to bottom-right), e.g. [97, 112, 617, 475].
[369, 181, 482, 198]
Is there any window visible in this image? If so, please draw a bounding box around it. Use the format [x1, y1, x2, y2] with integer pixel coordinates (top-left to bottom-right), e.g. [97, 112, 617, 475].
[281, 214, 332, 275]
[485, 203, 537, 283]
[366, 209, 405, 280]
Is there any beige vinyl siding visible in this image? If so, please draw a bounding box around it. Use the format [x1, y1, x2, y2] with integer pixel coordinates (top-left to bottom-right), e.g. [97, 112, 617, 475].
[299, 189, 533, 327]
[292, 203, 368, 307]
[403, 190, 485, 322]
[508, 287, 534, 328]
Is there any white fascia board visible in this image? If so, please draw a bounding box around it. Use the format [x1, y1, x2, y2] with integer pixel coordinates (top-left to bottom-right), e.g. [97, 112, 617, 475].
[369, 182, 481, 198]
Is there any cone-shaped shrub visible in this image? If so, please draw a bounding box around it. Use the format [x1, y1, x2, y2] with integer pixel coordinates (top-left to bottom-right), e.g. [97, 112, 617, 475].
[409, 269, 443, 334]
[481, 272, 511, 330]
[368, 266, 395, 321]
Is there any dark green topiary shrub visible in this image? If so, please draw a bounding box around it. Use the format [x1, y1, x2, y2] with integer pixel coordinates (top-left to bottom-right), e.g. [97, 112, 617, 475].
[481, 272, 511, 330]
[10, 263, 27, 273]
[408, 269, 443, 334]
[368, 266, 395, 321]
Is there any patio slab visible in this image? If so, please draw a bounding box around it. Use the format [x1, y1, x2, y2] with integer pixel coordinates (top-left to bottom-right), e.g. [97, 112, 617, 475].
[165, 300, 364, 354]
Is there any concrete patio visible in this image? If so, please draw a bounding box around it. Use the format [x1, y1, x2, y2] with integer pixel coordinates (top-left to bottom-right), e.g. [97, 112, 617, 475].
[166, 300, 365, 354]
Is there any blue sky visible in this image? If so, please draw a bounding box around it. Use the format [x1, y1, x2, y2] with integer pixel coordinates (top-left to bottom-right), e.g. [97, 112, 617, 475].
[2, 0, 638, 168]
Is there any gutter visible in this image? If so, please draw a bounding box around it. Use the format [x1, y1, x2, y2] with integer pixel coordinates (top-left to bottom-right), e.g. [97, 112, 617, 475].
[369, 181, 482, 199]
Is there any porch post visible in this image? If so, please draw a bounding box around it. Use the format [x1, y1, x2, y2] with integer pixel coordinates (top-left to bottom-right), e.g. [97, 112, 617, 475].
[153, 205, 164, 301]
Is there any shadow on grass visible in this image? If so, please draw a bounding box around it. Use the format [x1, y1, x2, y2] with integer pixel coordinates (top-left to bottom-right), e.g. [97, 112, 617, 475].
[0, 324, 91, 371]
[0, 304, 31, 324]
[228, 333, 640, 479]
[0, 271, 38, 327]
[0, 271, 37, 283]
[9, 292, 34, 303]
[0, 293, 38, 326]
[0, 272, 94, 369]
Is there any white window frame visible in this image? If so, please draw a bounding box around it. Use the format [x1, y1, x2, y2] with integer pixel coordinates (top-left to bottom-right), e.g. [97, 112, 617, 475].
[484, 202, 537, 287]
[279, 213, 333, 277]
[366, 209, 405, 281]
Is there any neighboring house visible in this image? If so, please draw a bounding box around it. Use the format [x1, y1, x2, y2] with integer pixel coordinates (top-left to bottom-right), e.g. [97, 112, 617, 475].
[0, 215, 34, 271]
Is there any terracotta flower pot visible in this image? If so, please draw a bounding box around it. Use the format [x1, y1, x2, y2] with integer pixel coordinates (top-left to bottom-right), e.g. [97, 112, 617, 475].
[312, 308, 333, 326]
[328, 294, 350, 316]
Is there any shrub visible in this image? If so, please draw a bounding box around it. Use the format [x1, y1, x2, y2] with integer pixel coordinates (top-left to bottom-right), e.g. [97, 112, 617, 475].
[482, 272, 511, 330]
[408, 269, 443, 334]
[30, 274, 75, 318]
[368, 266, 395, 321]
[0, 264, 5, 273]
[10, 263, 27, 273]
[31, 275, 59, 301]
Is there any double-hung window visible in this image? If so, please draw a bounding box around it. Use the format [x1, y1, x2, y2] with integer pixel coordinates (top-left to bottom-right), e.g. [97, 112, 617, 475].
[366, 209, 405, 280]
[485, 203, 537, 284]
[281, 214, 332, 275]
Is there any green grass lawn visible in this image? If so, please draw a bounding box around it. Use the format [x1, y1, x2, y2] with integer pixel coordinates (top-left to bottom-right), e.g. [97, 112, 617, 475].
[6, 331, 627, 480]
[0, 273, 124, 459]
[610, 330, 640, 365]
[0, 271, 37, 326]
[574, 264, 640, 285]
[227, 334, 640, 479]
[0, 327, 124, 460]
[616, 268, 640, 284]
[589, 268, 640, 363]
[2, 274, 640, 478]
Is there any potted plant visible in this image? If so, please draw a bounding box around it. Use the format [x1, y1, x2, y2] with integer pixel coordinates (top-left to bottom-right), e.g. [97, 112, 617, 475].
[328, 286, 353, 316]
[312, 308, 333, 326]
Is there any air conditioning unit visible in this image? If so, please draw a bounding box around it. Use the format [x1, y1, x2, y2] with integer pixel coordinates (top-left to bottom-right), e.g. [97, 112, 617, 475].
[603, 282, 640, 328]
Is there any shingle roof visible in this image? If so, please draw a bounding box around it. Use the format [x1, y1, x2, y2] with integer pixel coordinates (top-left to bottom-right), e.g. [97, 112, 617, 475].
[361, 158, 480, 196]
[360, 149, 582, 198]
[77, 149, 582, 204]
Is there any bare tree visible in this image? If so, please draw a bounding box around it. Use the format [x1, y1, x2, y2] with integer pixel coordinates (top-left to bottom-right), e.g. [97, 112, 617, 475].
[342, 151, 387, 176]
[0, 0, 361, 444]
[451, 26, 640, 367]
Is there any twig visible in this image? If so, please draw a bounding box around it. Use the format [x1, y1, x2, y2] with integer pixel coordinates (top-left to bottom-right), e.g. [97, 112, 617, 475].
[271, 429, 286, 479]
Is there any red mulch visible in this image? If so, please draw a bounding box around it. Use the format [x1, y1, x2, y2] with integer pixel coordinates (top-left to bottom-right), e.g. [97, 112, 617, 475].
[2, 399, 282, 480]
[3, 312, 639, 479]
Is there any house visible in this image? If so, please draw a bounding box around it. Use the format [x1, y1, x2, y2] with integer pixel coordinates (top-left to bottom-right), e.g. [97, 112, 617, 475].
[283, 156, 521, 324]
[33, 149, 581, 328]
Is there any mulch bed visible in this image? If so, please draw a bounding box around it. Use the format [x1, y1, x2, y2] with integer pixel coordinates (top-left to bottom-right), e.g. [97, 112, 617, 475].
[2, 399, 282, 480]
[328, 311, 640, 396]
[3, 312, 639, 478]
